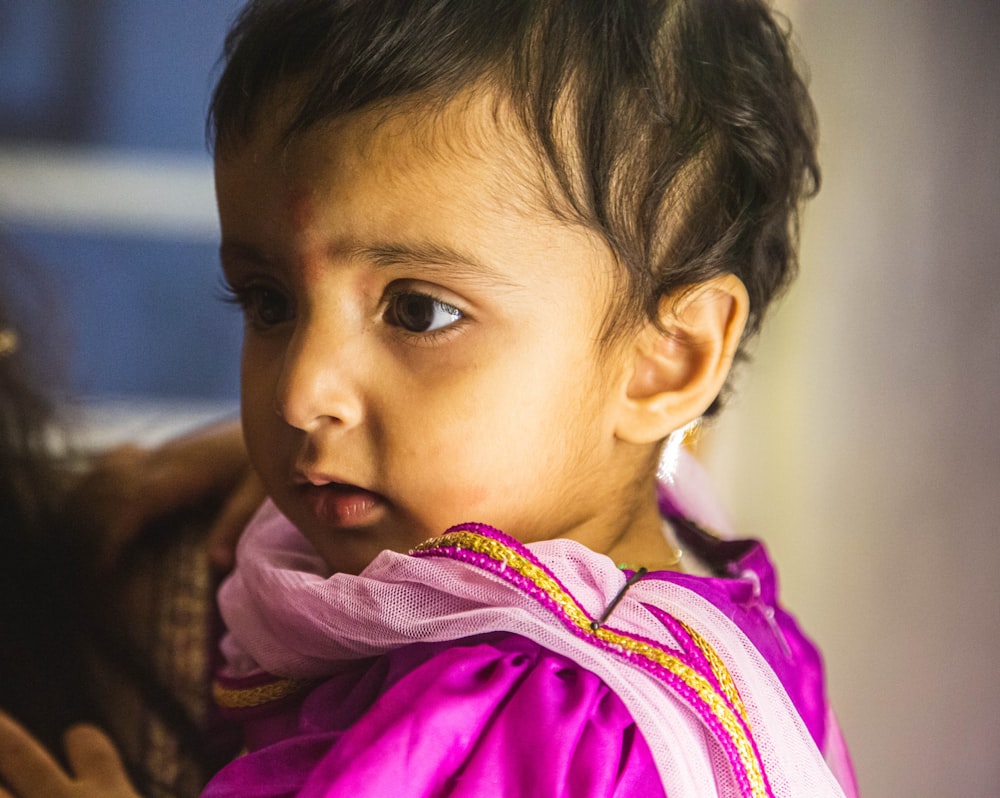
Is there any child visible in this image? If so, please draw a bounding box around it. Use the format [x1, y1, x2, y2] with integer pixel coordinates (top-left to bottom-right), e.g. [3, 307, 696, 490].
[0, 0, 858, 795]
[205, 0, 857, 794]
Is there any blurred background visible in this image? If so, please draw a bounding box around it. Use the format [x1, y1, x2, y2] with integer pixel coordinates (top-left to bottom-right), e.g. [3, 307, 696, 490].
[1, 1, 998, 795]
[0, 1, 243, 446]
[706, 1, 1000, 795]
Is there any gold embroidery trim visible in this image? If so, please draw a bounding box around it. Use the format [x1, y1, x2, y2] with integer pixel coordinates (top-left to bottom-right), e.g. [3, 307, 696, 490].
[679, 619, 748, 721]
[212, 677, 312, 710]
[415, 530, 769, 798]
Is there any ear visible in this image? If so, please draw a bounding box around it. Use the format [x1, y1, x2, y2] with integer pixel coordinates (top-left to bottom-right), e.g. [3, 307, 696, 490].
[614, 274, 749, 445]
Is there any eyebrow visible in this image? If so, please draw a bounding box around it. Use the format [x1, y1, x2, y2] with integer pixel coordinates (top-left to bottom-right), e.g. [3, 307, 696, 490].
[357, 242, 523, 289]
[219, 240, 266, 268]
[219, 238, 524, 290]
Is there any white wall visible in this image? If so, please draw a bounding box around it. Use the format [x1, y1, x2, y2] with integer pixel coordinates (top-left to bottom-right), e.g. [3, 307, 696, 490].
[706, 2, 1000, 795]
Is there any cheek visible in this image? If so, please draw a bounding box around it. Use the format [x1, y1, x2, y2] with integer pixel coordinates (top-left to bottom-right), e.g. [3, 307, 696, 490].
[409, 389, 545, 487]
[386, 394, 501, 504]
[239, 349, 282, 468]
[240, 353, 269, 425]
[239, 397, 272, 480]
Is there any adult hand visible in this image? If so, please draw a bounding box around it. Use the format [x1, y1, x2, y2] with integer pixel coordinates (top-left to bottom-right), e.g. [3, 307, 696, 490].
[66, 419, 264, 574]
[0, 713, 141, 798]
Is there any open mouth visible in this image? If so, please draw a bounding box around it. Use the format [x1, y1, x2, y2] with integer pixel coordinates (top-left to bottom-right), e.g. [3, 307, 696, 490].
[300, 481, 385, 528]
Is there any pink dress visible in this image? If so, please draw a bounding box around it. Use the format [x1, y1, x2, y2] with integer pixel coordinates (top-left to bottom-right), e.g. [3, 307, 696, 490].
[203, 486, 856, 797]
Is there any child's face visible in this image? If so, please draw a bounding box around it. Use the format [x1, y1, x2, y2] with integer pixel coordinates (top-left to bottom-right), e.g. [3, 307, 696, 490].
[216, 93, 657, 574]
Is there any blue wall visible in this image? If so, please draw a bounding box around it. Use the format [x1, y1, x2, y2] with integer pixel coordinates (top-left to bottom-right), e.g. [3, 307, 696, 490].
[0, 2, 240, 150]
[1, 2, 244, 400]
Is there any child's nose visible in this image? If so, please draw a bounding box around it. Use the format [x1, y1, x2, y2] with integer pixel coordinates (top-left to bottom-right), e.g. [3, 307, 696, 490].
[273, 324, 363, 432]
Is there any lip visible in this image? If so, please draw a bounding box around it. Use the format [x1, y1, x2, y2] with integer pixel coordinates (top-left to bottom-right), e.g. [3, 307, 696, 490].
[297, 480, 386, 528]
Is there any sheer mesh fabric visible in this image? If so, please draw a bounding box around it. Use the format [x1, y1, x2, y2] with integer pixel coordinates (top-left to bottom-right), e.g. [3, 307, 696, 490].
[218, 501, 845, 797]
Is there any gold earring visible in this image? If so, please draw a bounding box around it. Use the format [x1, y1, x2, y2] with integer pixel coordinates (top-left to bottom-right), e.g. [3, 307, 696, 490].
[0, 328, 18, 358]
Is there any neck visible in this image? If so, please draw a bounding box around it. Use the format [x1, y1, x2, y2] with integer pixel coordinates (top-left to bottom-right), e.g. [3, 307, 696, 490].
[604, 508, 683, 572]
[582, 474, 683, 572]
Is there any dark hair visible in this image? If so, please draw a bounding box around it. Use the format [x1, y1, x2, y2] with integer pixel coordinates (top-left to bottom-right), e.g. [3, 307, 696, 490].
[0, 247, 90, 752]
[211, 0, 818, 383]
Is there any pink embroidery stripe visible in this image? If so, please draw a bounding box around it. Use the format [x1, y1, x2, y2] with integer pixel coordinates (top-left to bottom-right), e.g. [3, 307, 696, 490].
[412, 523, 774, 798]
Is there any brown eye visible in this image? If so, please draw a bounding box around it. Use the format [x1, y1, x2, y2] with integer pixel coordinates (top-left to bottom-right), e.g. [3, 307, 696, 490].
[226, 283, 293, 328]
[385, 292, 462, 333]
[249, 286, 292, 326]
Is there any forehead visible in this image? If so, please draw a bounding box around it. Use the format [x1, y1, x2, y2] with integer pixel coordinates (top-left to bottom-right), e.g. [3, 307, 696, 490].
[219, 89, 551, 223]
[214, 89, 616, 294]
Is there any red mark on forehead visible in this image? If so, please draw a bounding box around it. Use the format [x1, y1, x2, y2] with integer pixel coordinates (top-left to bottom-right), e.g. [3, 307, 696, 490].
[286, 188, 316, 234]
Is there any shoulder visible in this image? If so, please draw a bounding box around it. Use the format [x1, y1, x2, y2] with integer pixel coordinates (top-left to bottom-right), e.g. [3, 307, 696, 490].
[656, 514, 830, 750]
[205, 632, 664, 797]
